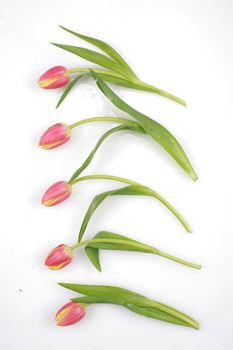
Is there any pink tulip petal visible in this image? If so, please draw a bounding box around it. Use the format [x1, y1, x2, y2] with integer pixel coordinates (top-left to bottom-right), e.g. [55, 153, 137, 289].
[45, 244, 73, 270]
[38, 66, 69, 89]
[56, 302, 86, 326]
[39, 123, 71, 150]
[42, 181, 72, 206]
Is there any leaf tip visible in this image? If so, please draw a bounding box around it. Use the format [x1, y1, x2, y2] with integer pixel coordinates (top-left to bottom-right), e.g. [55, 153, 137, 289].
[192, 322, 200, 330]
[96, 265, 102, 273]
[57, 282, 68, 288]
[59, 25, 71, 32]
[57, 282, 64, 286]
[191, 173, 198, 182]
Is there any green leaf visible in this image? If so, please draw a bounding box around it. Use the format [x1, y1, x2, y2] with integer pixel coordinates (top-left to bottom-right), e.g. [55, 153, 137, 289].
[84, 231, 145, 271]
[125, 304, 196, 328]
[133, 80, 187, 106]
[90, 70, 198, 181]
[59, 25, 137, 79]
[84, 232, 201, 270]
[51, 43, 133, 80]
[87, 231, 155, 252]
[99, 75, 186, 106]
[84, 231, 152, 272]
[91, 72, 140, 88]
[84, 246, 101, 272]
[58, 282, 148, 300]
[58, 283, 199, 329]
[66, 71, 186, 106]
[71, 294, 126, 306]
[56, 74, 85, 109]
[69, 124, 144, 184]
[78, 188, 119, 242]
[71, 296, 197, 328]
[78, 185, 150, 242]
[78, 183, 191, 242]
[58, 26, 186, 106]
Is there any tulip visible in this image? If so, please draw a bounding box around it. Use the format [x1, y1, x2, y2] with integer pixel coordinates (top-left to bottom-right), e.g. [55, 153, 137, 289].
[56, 301, 86, 326]
[45, 244, 73, 270]
[42, 181, 72, 206]
[38, 66, 69, 89]
[39, 123, 71, 150]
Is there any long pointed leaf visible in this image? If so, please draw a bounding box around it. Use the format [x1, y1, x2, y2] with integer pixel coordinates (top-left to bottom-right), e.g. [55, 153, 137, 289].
[84, 232, 201, 269]
[58, 282, 150, 300]
[70, 294, 193, 327]
[78, 185, 154, 242]
[71, 296, 197, 328]
[59, 25, 137, 79]
[69, 124, 144, 183]
[84, 231, 148, 272]
[84, 246, 101, 272]
[59, 283, 199, 329]
[71, 294, 126, 305]
[78, 184, 191, 242]
[58, 26, 186, 105]
[99, 74, 186, 106]
[90, 71, 197, 181]
[90, 72, 144, 89]
[125, 304, 195, 328]
[87, 231, 153, 252]
[56, 74, 85, 108]
[51, 43, 133, 79]
[70, 294, 189, 326]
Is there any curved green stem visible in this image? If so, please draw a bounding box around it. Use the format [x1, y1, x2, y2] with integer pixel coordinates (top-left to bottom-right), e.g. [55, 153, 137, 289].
[137, 80, 187, 107]
[70, 175, 192, 233]
[70, 238, 200, 269]
[68, 124, 144, 184]
[68, 67, 123, 78]
[69, 116, 138, 130]
[158, 251, 200, 268]
[70, 174, 141, 187]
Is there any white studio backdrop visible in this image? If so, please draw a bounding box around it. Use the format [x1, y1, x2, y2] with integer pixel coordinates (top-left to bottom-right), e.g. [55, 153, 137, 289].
[0, 0, 233, 349]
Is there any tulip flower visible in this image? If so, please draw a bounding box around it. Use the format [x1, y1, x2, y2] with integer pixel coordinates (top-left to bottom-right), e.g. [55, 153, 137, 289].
[43, 26, 187, 107]
[39, 116, 141, 150]
[42, 181, 72, 206]
[42, 174, 191, 232]
[56, 301, 86, 326]
[45, 232, 201, 272]
[58, 283, 199, 330]
[45, 244, 73, 270]
[38, 66, 69, 89]
[39, 123, 71, 150]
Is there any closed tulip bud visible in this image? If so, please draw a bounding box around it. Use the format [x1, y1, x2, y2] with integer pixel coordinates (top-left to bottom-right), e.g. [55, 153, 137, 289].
[45, 244, 73, 270]
[56, 302, 86, 326]
[39, 123, 71, 150]
[42, 181, 72, 206]
[38, 66, 69, 89]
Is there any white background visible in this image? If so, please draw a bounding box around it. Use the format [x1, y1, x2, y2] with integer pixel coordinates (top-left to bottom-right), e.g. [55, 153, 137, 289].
[1, 0, 233, 349]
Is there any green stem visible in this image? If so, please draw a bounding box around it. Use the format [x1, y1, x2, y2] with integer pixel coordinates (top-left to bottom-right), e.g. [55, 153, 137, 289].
[70, 238, 200, 269]
[137, 80, 187, 107]
[69, 116, 137, 130]
[70, 174, 141, 187]
[70, 175, 192, 233]
[68, 67, 123, 78]
[157, 251, 201, 269]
